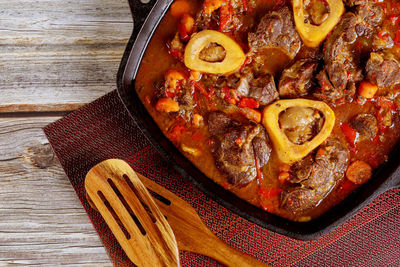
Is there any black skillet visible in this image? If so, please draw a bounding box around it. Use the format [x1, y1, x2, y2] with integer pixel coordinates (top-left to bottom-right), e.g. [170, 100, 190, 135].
[116, 0, 400, 240]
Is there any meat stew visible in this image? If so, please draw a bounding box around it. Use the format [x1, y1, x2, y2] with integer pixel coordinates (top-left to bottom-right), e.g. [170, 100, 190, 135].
[135, 0, 400, 222]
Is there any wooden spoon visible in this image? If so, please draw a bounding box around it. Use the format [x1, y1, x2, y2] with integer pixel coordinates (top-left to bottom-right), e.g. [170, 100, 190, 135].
[85, 159, 179, 266]
[86, 159, 268, 267]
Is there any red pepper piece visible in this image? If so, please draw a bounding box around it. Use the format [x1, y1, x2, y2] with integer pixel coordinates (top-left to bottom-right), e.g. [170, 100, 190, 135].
[219, 3, 233, 31]
[238, 97, 259, 109]
[192, 133, 205, 141]
[167, 42, 184, 60]
[341, 123, 358, 147]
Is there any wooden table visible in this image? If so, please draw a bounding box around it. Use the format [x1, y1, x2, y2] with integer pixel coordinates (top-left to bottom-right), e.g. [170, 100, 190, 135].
[0, 0, 134, 265]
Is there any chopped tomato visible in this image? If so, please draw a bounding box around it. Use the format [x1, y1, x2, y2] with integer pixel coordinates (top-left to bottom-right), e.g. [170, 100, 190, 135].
[167, 44, 184, 60]
[238, 97, 259, 109]
[258, 188, 282, 199]
[377, 97, 397, 111]
[192, 132, 205, 141]
[219, 3, 233, 31]
[341, 123, 358, 147]
[241, 0, 249, 12]
[222, 86, 239, 105]
[168, 124, 187, 142]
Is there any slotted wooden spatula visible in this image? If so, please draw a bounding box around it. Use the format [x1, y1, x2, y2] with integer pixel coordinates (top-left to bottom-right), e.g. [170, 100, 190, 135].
[86, 159, 268, 267]
[85, 159, 179, 266]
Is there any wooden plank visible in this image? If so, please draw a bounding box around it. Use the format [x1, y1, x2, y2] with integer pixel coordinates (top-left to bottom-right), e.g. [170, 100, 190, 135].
[0, 117, 111, 266]
[0, 0, 133, 112]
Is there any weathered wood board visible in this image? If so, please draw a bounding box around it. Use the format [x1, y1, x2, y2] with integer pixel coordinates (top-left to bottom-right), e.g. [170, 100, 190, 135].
[0, 117, 112, 265]
[0, 0, 133, 112]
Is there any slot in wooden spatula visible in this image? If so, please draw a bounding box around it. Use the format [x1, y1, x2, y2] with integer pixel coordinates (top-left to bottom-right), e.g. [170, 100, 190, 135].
[86, 159, 268, 267]
[85, 159, 179, 266]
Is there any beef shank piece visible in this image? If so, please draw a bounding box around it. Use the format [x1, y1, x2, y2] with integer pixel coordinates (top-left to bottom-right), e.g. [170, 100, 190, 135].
[314, 1, 383, 103]
[351, 113, 378, 142]
[279, 60, 318, 98]
[248, 6, 301, 59]
[208, 111, 272, 186]
[282, 139, 350, 214]
[236, 73, 279, 105]
[314, 13, 364, 102]
[366, 52, 400, 89]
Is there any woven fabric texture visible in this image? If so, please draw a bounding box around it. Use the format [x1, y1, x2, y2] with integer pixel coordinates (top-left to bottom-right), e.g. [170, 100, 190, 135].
[43, 90, 400, 266]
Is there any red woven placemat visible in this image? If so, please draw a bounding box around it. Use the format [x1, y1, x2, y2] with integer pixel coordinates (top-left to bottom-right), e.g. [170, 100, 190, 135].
[43, 90, 400, 266]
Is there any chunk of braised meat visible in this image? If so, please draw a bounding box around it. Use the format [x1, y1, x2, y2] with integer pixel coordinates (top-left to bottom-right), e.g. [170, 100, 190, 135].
[314, 68, 345, 102]
[208, 111, 272, 186]
[366, 52, 400, 89]
[279, 60, 318, 98]
[282, 139, 350, 214]
[314, 13, 364, 102]
[236, 73, 279, 105]
[351, 113, 378, 141]
[355, 2, 383, 34]
[372, 30, 394, 50]
[281, 188, 320, 215]
[248, 6, 301, 59]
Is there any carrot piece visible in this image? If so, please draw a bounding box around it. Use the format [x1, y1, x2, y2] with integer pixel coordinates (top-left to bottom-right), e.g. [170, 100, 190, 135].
[155, 98, 180, 113]
[170, 0, 190, 18]
[358, 80, 378, 99]
[346, 160, 372, 185]
[178, 13, 195, 42]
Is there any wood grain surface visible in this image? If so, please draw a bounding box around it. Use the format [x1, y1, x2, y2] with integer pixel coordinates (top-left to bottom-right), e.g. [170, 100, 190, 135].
[0, 0, 134, 265]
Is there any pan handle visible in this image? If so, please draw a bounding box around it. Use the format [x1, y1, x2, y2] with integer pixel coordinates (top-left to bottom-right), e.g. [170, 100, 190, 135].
[128, 0, 158, 43]
[118, 0, 172, 90]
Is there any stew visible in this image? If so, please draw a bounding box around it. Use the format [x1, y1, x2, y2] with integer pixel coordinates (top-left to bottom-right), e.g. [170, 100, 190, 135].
[135, 0, 400, 222]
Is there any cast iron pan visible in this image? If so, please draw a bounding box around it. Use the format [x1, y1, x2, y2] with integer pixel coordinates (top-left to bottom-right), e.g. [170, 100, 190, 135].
[116, 0, 400, 240]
